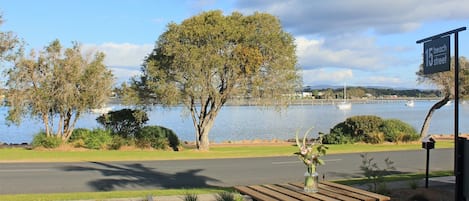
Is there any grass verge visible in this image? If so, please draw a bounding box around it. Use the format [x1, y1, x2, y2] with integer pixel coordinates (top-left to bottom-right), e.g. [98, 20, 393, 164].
[0, 188, 228, 201]
[0, 140, 454, 163]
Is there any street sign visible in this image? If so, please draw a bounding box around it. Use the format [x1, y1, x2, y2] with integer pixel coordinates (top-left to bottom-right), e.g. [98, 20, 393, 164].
[423, 36, 450, 74]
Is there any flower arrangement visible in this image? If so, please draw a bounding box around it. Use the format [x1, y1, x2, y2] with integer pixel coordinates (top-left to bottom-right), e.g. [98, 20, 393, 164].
[295, 128, 328, 173]
[294, 128, 328, 193]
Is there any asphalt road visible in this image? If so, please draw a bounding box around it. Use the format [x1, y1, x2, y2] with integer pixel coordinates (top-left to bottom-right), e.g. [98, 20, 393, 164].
[0, 149, 453, 194]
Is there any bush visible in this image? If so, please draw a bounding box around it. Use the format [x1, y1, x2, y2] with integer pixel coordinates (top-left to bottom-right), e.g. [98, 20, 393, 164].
[135, 126, 180, 150]
[108, 135, 134, 150]
[322, 132, 355, 144]
[68, 128, 111, 149]
[31, 132, 62, 149]
[83, 128, 112, 150]
[365, 131, 385, 144]
[325, 115, 419, 144]
[380, 119, 419, 142]
[343, 115, 384, 138]
[96, 108, 149, 138]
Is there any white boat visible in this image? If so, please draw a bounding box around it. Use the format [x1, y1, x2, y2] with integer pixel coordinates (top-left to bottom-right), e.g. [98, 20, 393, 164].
[336, 83, 351, 110]
[445, 100, 452, 106]
[405, 100, 415, 107]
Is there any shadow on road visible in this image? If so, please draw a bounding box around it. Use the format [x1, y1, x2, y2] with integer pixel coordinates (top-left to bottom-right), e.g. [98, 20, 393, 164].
[62, 161, 220, 191]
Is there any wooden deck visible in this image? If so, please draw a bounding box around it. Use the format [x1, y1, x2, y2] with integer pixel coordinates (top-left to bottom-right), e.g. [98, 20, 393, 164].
[234, 181, 390, 201]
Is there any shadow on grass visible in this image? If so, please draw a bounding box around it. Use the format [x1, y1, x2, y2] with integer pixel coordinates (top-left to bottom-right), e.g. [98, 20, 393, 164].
[62, 161, 219, 191]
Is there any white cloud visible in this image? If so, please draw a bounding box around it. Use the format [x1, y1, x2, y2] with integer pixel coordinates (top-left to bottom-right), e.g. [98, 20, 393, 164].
[296, 36, 393, 70]
[367, 76, 402, 85]
[109, 66, 142, 84]
[302, 68, 353, 86]
[82, 43, 153, 67]
[236, 0, 469, 35]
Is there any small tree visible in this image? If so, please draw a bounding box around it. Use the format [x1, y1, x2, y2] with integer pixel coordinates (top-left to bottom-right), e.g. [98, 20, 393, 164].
[360, 153, 395, 194]
[4, 40, 114, 141]
[416, 56, 469, 138]
[96, 109, 149, 138]
[125, 11, 300, 150]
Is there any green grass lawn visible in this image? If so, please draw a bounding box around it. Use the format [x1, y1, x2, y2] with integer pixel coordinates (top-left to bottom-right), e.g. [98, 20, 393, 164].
[0, 140, 454, 163]
[0, 140, 455, 201]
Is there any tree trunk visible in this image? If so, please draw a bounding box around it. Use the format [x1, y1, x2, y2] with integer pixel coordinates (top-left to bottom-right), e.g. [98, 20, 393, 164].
[63, 112, 80, 141]
[42, 114, 50, 137]
[420, 95, 451, 139]
[198, 128, 211, 151]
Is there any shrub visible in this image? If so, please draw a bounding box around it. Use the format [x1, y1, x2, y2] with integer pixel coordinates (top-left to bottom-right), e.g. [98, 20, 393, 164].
[69, 128, 91, 142]
[135, 126, 180, 150]
[31, 132, 62, 149]
[68, 128, 112, 149]
[322, 132, 355, 144]
[109, 135, 134, 150]
[380, 119, 419, 143]
[215, 192, 236, 201]
[344, 115, 384, 138]
[326, 115, 420, 144]
[96, 108, 149, 138]
[365, 131, 385, 144]
[83, 128, 112, 150]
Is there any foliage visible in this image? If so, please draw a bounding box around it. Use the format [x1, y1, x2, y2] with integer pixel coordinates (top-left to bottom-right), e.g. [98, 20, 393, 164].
[294, 128, 328, 173]
[124, 10, 300, 150]
[68, 128, 112, 149]
[321, 132, 355, 144]
[183, 193, 199, 201]
[324, 115, 419, 144]
[215, 192, 241, 201]
[109, 136, 134, 150]
[96, 109, 149, 138]
[135, 126, 180, 151]
[380, 119, 419, 142]
[31, 132, 62, 149]
[360, 153, 395, 194]
[0, 15, 22, 65]
[4, 40, 113, 141]
[83, 129, 112, 150]
[416, 57, 469, 138]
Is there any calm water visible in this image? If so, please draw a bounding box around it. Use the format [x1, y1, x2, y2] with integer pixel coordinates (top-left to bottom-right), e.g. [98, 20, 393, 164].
[1, 100, 468, 144]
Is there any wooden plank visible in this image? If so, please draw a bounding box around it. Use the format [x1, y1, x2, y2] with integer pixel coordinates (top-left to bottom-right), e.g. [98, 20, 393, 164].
[265, 184, 320, 201]
[318, 183, 374, 201]
[288, 183, 341, 201]
[249, 185, 300, 201]
[234, 186, 281, 201]
[315, 184, 364, 201]
[320, 181, 391, 201]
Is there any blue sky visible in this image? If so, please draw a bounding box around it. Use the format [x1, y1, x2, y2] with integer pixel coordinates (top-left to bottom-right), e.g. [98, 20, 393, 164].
[1, 0, 469, 89]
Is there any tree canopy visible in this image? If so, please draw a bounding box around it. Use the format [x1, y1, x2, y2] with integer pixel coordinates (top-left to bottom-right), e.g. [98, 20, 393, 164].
[126, 10, 300, 150]
[3, 39, 114, 141]
[416, 56, 469, 138]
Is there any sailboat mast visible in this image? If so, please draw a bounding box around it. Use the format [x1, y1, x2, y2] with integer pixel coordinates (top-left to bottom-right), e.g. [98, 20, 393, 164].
[344, 83, 346, 101]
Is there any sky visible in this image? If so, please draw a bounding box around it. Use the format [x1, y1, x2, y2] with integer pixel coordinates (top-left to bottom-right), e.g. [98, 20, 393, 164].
[1, 0, 469, 89]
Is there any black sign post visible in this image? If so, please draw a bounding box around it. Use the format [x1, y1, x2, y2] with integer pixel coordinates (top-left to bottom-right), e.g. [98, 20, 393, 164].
[417, 27, 466, 201]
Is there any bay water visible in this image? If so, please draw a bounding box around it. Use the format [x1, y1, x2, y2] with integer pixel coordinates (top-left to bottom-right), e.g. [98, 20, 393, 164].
[1, 100, 468, 144]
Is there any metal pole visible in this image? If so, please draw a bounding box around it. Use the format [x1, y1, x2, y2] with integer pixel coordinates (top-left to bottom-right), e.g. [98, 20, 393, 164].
[454, 30, 463, 201]
[425, 148, 430, 188]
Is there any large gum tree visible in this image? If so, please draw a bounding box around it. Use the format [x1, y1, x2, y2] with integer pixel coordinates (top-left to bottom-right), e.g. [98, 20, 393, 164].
[416, 56, 469, 138]
[127, 11, 300, 151]
[4, 40, 114, 141]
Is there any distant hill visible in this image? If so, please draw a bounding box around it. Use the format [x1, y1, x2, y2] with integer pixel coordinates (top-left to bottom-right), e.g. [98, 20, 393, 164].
[303, 85, 440, 98]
